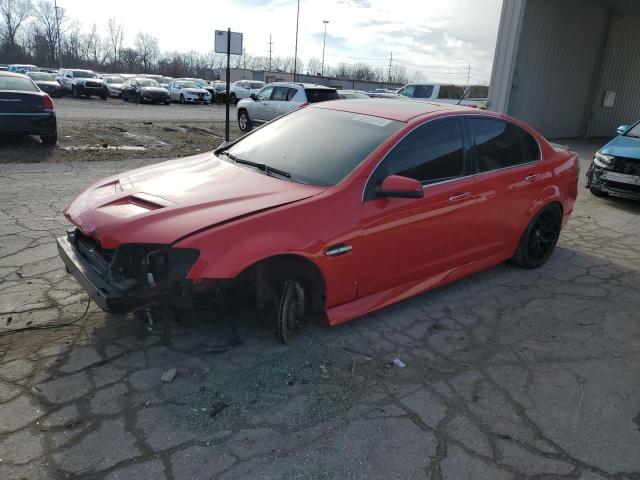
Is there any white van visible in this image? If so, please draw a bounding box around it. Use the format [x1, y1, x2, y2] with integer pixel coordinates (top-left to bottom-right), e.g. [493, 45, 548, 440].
[396, 83, 488, 108]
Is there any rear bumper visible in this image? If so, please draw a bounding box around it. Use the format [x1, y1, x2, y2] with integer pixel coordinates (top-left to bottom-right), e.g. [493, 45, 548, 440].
[0, 112, 56, 136]
[587, 164, 640, 200]
[57, 234, 132, 313]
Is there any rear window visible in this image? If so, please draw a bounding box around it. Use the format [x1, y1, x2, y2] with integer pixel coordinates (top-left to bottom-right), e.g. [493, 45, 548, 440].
[224, 107, 401, 186]
[0, 76, 39, 92]
[304, 88, 340, 103]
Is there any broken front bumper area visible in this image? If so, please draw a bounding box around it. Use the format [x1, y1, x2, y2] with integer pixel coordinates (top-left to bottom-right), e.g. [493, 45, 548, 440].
[586, 163, 640, 201]
[56, 230, 199, 314]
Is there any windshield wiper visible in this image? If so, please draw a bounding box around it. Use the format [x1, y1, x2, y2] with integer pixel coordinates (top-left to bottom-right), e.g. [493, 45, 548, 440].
[219, 151, 291, 178]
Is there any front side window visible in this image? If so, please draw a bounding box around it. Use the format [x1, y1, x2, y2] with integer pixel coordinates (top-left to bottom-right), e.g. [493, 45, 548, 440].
[257, 86, 273, 101]
[398, 85, 415, 98]
[385, 118, 466, 184]
[469, 118, 529, 172]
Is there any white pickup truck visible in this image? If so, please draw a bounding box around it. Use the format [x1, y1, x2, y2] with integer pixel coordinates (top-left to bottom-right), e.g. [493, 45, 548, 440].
[396, 83, 488, 109]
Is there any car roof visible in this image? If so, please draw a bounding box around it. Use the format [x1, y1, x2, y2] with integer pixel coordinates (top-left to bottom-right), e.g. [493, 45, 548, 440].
[267, 82, 335, 90]
[0, 70, 28, 78]
[313, 98, 474, 122]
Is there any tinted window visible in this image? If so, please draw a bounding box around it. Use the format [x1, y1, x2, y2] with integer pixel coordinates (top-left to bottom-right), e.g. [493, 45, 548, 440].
[438, 85, 464, 99]
[72, 70, 96, 78]
[520, 129, 540, 162]
[469, 85, 489, 99]
[304, 89, 340, 103]
[0, 75, 39, 92]
[286, 87, 298, 100]
[224, 108, 401, 186]
[250, 82, 264, 89]
[470, 118, 527, 172]
[272, 86, 288, 101]
[385, 118, 465, 184]
[413, 85, 433, 98]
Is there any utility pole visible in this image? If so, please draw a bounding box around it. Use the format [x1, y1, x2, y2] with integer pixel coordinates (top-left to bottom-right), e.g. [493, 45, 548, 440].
[54, 0, 62, 68]
[293, 0, 300, 81]
[268, 34, 273, 71]
[387, 51, 393, 84]
[466, 62, 471, 88]
[321, 20, 329, 76]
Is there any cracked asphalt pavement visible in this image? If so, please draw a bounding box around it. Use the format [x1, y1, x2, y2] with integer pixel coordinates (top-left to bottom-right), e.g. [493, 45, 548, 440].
[0, 141, 639, 479]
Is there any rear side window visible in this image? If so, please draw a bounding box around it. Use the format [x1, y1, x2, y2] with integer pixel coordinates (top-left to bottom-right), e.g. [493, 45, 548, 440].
[304, 89, 340, 103]
[385, 118, 466, 184]
[470, 118, 534, 172]
[437, 85, 464, 100]
[0, 76, 39, 92]
[286, 87, 298, 100]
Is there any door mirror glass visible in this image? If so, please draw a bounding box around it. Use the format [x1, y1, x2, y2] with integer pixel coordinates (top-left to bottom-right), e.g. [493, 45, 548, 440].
[617, 124, 629, 135]
[376, 175, 424, 199]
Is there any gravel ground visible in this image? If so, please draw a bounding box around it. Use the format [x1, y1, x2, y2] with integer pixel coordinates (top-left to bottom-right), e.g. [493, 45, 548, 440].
[0, 140, 640, 479]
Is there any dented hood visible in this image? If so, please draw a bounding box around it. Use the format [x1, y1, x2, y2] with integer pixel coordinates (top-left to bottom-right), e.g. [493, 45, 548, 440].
[64, 152, 324, 249]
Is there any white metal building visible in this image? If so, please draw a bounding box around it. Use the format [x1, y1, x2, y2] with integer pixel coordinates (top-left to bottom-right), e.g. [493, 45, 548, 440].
[489, 0, 640, 139]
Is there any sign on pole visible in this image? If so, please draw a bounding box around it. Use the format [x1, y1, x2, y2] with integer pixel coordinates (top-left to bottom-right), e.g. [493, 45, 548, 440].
[215, 30, 243, 55]
[215, 29, 243, 142]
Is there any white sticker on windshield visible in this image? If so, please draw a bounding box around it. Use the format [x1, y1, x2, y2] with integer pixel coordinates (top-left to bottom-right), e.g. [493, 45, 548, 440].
[351, 114, 392, 127]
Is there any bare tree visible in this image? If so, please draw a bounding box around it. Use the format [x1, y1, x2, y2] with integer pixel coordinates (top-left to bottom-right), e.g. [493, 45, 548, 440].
[134, 32, 159, 71]
[106, 17, 124, 67]
[33, 0, 63, 66]
[82, 23, 108, 66]
[120, 47, 138, 72]
[0, 0, 31, 59]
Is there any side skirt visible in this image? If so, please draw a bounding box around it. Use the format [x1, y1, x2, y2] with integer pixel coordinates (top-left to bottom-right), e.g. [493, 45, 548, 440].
[325, 250, 511, 326]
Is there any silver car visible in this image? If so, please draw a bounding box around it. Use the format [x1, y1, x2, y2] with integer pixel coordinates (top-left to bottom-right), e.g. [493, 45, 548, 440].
[103, 75, 124, 98]
[167, 80, 211, 104]
[236, 83, 340, 132]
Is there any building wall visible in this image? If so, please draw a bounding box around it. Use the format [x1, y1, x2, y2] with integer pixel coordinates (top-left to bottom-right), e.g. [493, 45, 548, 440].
[586, 11, 640, 137]
[508, 0, 610, 138]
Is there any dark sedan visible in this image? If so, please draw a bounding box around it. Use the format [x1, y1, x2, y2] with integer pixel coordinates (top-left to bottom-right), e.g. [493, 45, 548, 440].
[27, 71, 64, 97]
[0, 71, 57, 145]
[121, 78, 170, 104]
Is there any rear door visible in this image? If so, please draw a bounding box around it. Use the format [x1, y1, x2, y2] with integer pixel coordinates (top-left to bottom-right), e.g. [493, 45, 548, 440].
[358, 116, 477, 297]
[466, 116, 545, 258]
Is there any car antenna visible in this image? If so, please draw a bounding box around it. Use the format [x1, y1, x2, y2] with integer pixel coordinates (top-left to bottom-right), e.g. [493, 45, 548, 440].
[457, 87, 471, 105]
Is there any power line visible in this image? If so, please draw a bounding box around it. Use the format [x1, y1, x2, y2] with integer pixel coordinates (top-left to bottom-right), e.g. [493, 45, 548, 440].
[268, 34, 273, 71]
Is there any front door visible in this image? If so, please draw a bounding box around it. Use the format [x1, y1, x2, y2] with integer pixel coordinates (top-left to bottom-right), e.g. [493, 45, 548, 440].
[358, 117, 477, 297]
[252, 86, 274, 122]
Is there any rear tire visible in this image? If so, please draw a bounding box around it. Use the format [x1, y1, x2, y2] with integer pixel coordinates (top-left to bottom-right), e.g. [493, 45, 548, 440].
[511, 203, 562, 269]
[40, 132, 57, 146]
[276, 280, 307, 344]
[238, 110, 252, 132]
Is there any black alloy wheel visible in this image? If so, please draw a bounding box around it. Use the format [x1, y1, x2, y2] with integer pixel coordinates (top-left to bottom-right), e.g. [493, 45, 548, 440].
[512, 203, 562, 268]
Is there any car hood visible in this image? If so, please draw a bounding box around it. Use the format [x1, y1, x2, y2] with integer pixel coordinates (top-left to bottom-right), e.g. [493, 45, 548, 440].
[64, 152, 325, 249]
[183, 88, 208, 94]
[601, 135, 640, 159]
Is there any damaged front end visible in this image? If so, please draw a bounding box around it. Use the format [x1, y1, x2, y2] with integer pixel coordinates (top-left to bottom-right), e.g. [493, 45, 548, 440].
[57, 229, 200, 314]
[587, 152, 640, 200]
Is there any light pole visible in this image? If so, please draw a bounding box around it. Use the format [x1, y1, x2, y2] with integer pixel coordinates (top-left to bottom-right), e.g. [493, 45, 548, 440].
[293, 0, 300, 81]
[321, 20, 329, 76]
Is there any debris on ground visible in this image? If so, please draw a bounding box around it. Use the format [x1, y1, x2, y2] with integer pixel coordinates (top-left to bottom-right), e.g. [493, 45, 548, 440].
[391, 358, 406, 368]
[161, 368, 177, 383]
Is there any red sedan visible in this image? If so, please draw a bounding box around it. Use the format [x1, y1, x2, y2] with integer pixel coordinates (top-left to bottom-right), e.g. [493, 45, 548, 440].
[57, 99, 579, 341]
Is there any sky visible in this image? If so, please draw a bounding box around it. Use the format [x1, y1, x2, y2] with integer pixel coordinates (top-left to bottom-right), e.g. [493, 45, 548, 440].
[57, 0, 503, 84]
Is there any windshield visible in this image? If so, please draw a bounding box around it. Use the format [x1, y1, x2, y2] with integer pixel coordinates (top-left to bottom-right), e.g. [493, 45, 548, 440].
[0, 76, 39, 92]
[73, 70, 96, 78]
[178, 81, 198, 88]
[138, 79, 161, 87]
[250, 82, 264, 89]
[105, 76, 122, 84]
[624, 123, 640, 138]
[223, 108, 401, 186]
[28, 72, 55, 81]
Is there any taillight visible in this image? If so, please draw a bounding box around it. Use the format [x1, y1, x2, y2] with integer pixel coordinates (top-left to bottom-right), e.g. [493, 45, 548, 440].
[43, 95, 54, 111]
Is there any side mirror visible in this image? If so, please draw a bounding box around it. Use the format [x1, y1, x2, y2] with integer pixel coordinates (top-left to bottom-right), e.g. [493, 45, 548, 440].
[250, 93, 257, 101]
[617, 124, 629, 135]
[375, 175, 423, 199]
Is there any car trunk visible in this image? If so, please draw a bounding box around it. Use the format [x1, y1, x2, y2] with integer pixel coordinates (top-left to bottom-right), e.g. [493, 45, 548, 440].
[0, 91, 46, 113]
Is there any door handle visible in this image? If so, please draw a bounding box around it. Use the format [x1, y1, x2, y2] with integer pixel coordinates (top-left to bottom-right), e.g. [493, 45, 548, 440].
[525, 174, 541, 183]
[449, 192, 472, 202]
